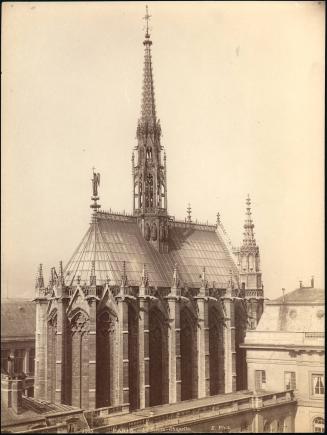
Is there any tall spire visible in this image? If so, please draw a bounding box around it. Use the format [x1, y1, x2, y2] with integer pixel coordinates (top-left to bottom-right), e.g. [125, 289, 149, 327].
[133, 6, 169, 253]
[141, 5, 156, 124]
[242, 194, 256, 247]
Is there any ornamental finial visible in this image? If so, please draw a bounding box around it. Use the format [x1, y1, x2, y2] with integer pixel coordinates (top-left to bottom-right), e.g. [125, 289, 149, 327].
[36, 263, 45, 289]
[143, 5, 151, 39]
[242, 194, 256, 247]
[90, 168, 101, 213]
[90, 260, 96, 286]
[140, 263, 149, 287]
[121, 261, 128, 287]
[187, 203, 192, 223]
[172, 263, 179, 288]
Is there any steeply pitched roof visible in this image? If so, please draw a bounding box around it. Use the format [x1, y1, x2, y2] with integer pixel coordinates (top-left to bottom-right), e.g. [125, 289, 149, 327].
[63, 213, 238, 289]
[1, 299, 36, 340]
[271, 287, 324, 304]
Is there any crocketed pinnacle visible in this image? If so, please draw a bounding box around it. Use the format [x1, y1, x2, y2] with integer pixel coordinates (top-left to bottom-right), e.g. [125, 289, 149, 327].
[242, 194, 256, 247]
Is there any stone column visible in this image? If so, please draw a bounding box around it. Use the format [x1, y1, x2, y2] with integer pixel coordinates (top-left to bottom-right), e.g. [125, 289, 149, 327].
[196, 296, 209, 398]
[34, 296, 48, 400]
[55, 298, 64, 404]
[87, 292, 97, 410]
[165, 288, 181, 403]
[11, 379, 23, 414]
[24, 349, 30, 375]
[117, 297, 129, 406]
[138, 296, 150, 408]
[223, 294, 236, 393]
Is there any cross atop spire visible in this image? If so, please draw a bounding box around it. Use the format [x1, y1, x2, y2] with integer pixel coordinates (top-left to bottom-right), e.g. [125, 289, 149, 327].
[143, 5, 151, 39]
[242, 194, 256, 247]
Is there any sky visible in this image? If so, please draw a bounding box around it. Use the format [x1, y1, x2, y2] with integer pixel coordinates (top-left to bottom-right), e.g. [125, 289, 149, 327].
[1, 1, 325, 300]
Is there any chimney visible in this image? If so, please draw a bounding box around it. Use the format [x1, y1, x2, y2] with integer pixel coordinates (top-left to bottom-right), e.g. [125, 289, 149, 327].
[299, 281, 303, 288]
[282, 288, 285, 303]
[311, 276, 314, 288]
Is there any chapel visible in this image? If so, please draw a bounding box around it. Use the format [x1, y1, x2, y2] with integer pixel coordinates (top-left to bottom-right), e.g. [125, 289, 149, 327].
[34, 8, 264, 411]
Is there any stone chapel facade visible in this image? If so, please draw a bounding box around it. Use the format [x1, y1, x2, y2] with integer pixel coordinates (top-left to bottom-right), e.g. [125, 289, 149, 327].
[34, 14, 264, 412]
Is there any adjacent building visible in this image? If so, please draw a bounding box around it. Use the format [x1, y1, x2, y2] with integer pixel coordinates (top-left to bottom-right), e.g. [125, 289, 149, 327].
[1, 298, 35, 377]
[242, 281, 324, 433]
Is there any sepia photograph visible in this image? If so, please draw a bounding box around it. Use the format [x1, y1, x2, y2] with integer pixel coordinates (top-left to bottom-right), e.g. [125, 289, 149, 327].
[1, 1, 324, 433]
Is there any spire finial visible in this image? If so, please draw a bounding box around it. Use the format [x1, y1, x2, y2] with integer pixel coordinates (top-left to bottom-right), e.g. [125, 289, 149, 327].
[242, 194, 256, 247]
[187, 203, 192, 223]
[90, 168, 101, 214]
[141, 263, 149, 287]
[282, 288, 285, 302]
[90, 260, 96, 286]
[121, 261, 128, 287]
[143, 5, 151, 39]
[216, 212, 221, 226]
[59, 260, 64, 285]
[172, 263, 179, 288]
[36, 263, 45, 289]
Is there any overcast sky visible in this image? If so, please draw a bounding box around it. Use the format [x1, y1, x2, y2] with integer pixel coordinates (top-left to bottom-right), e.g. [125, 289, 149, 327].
[2, 1, 324, 300]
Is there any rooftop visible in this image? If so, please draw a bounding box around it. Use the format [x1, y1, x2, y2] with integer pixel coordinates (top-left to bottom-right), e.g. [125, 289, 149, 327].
[63, 212, 239, 289]
[1, 299, 36, 341]
[271, 286, 324, 305]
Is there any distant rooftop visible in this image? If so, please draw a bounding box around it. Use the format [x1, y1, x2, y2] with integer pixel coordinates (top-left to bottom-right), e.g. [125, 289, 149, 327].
[270, 287, 324, 305]
[1, 298, 35, 341]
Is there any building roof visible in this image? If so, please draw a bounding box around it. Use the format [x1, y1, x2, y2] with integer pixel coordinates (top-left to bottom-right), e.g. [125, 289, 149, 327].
[1, 299, 36, 340]
[253, 286, 324, 333]
[63, 212, 239, 289]
[271, 286, 324, 304]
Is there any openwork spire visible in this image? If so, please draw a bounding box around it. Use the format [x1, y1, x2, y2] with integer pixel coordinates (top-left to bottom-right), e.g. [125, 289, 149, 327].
[140, 5, 156, 125]
[242, 194, 256, 247]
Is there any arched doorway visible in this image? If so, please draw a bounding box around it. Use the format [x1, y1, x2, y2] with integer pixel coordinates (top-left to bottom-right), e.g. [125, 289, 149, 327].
[149, 308, 168, 406]
[96, 310, 117, 408]
[209, 307, 225, 395]
[128, 304, 139, 410]
[180, 307, 197, 401]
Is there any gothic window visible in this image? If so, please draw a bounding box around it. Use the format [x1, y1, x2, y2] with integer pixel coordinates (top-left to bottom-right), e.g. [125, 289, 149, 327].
[146, 174, 154, 208]
[71, 312, 89, 335]
[98, 311, 116, 337]
[248, 254, 254, 271]
[312, 374, 325, 396]
[145, 223, 150, 241]
[313, 417, 324, 432]
[146, 147, 152, 160]
[241, 256, 247, 271]
[151, 222, 157, 241]
[159, 222, 165, 242]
